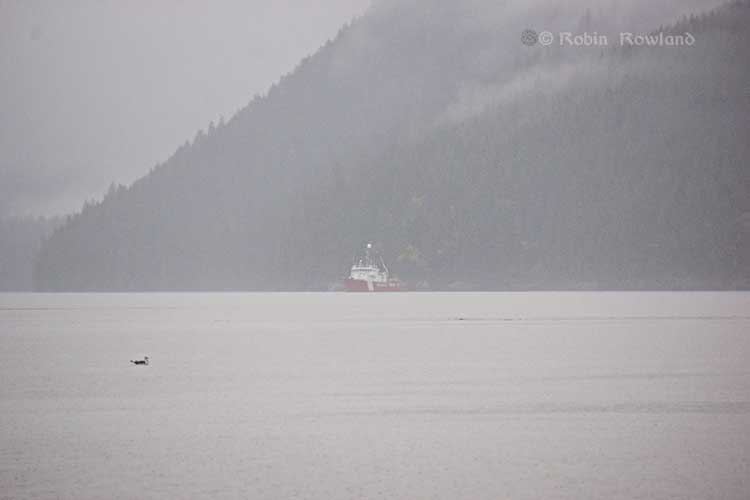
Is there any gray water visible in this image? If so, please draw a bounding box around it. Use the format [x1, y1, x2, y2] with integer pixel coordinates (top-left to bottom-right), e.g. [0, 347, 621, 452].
[1, 292, 749, 500]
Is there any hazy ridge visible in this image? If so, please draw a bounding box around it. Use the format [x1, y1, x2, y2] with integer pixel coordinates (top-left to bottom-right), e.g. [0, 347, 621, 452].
[33, 0, 750, 291]
[0, 216, 60, 291]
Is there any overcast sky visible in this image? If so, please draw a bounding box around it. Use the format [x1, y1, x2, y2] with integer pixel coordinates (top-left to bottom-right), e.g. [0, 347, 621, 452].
[0, 0, 371, 217]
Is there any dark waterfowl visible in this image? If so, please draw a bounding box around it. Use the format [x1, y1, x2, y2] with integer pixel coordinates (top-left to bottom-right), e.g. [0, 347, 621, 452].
[130, 356, 149, 366]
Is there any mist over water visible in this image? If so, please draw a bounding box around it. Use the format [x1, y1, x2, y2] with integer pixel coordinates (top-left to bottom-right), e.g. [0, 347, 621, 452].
[2, 292, 749, 499]
[1, 1, 749, 496]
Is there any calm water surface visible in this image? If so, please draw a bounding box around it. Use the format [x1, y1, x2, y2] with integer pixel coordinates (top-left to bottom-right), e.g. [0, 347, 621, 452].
[1, 292, 749, 499]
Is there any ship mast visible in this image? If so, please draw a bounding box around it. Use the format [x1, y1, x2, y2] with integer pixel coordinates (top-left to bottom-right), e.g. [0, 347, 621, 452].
[379, 256, 389, 276]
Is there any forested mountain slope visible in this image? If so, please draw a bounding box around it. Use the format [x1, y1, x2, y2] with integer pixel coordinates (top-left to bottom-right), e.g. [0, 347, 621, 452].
[36, 0, 750, 290]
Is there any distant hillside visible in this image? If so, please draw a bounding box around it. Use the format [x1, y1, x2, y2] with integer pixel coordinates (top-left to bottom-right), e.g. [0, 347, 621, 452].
[35, 0, 750, 291]
[1, 216, 61, 291]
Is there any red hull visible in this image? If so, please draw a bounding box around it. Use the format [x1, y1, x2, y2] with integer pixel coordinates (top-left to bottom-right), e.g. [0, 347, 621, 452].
[344, 278, 404, 292]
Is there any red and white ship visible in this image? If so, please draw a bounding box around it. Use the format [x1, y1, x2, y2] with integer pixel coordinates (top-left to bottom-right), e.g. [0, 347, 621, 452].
[344, 243, 404, 292]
